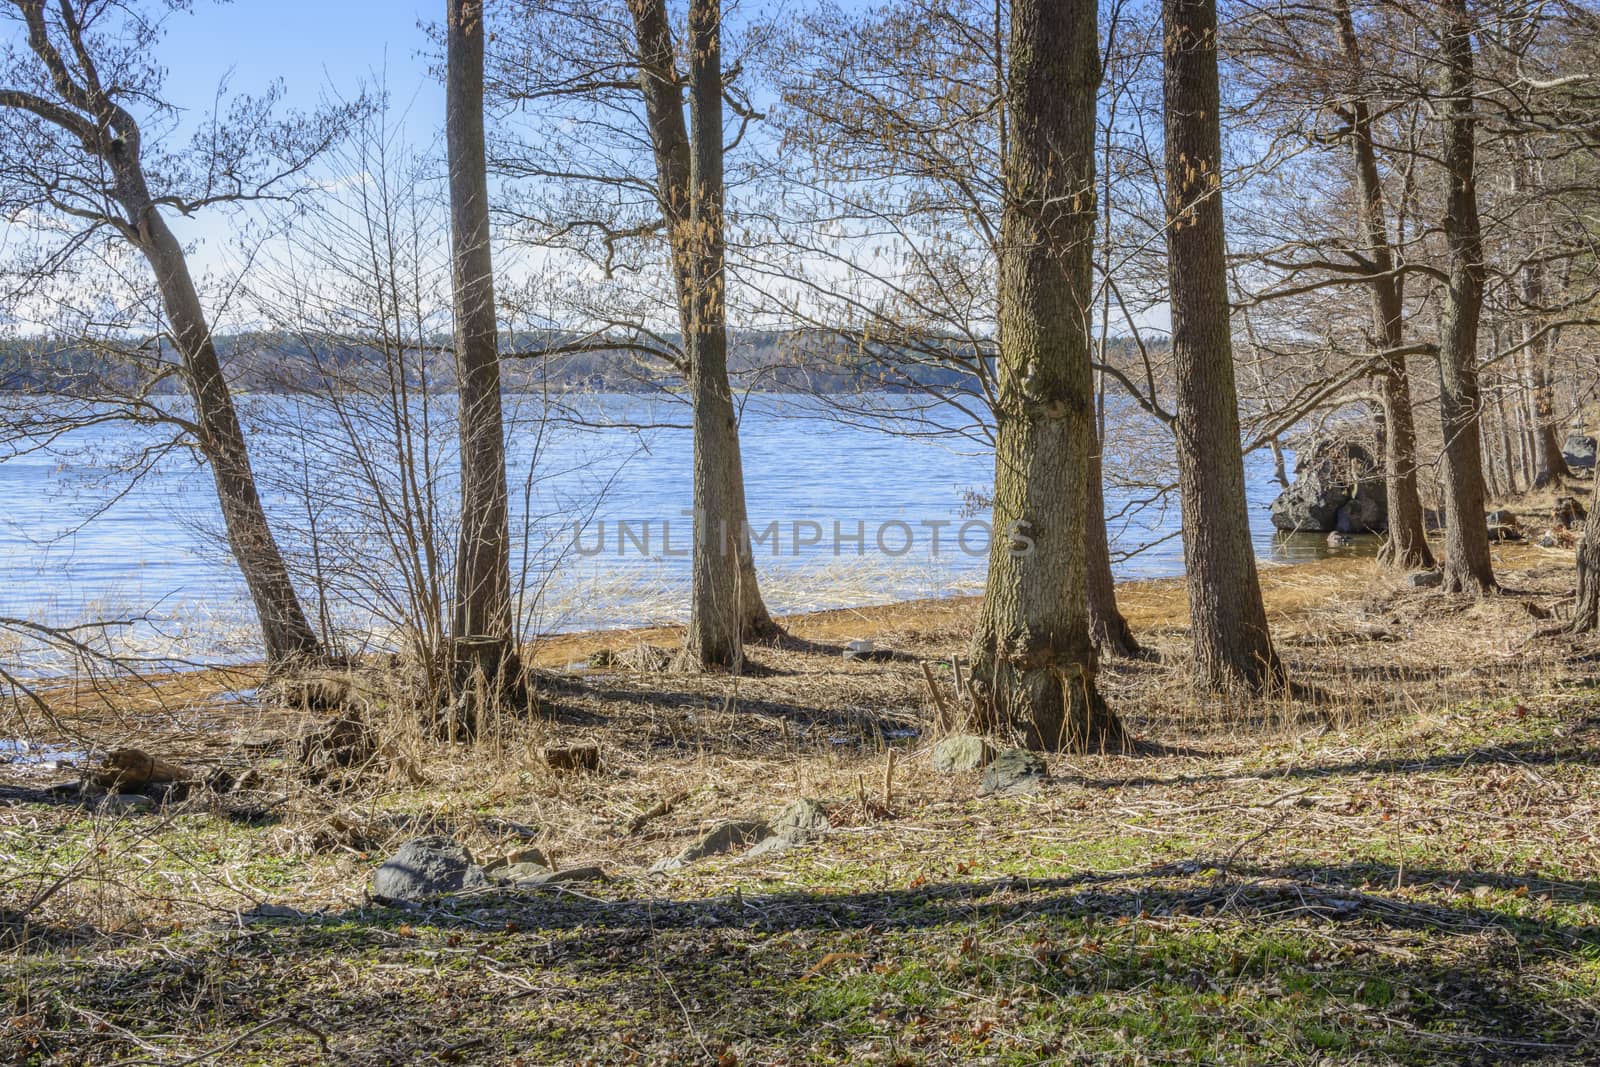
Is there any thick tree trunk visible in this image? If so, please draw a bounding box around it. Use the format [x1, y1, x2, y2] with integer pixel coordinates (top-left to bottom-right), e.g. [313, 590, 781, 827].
[1161, 0, 1282, 692]
[1085, 441, 1141, 659]
[967, 0, 1124, 752]
[447, 0, 518, 684]
[1434, 0, 1496, 595]
[626, 0, 774, 669]
[111, 156, 321, 666]
[1334, 0, 1432, 571]
[1573, 491, 1600, 635]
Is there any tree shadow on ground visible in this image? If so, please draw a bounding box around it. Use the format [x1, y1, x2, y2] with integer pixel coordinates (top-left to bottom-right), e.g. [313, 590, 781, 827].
[18, 858, 1598, 1065]
[1054, 732, 1600, 790]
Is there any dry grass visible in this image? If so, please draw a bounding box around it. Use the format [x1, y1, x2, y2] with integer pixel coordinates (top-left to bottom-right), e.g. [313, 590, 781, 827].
[3, 537, 1600, 1064]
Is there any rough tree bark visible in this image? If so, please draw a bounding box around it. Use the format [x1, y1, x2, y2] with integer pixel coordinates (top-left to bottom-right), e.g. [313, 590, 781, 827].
[446, 0, 519, 685]
[0, 1, 321, 666]
[1162, 0, 1282, 691]
[967, 0, 1125, 752]
[1333, 0, 1433, 571]
[1433, 0, 1497, 595]
[626, 0, 774, 670]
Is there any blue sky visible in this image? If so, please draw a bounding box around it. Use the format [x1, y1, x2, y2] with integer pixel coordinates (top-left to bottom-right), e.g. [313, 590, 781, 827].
[158, 0, 441, 130]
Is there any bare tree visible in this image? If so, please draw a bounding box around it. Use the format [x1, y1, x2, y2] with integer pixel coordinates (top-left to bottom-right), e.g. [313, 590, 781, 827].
[446, 0, 521, 693]
[1163, 0, 1282, 691]
[489, 0, 774, 668]
[966, 0, 1125, 751]
[1433, 0, 1496, 595]
[0, 0, 347, 665]
[1332, 0, 1434, 570]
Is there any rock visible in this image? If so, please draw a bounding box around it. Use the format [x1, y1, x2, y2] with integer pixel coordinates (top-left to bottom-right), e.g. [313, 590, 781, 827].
[241, 903, 308, 923]
[1407, 570, 1443, 589]
[1270, 468, 1348, 533]
[650, 818, 771, 872]
[484, 847, 550, 873]
[1270, 439, 1386, 534]
[1562, 432, 1596, 470]
[769, 799, 831, 845]
[1485, 510, 1523, 542]
[492, 861, 555, 882]
[1539, 532, 1560, 548]
[1335, 492, 1386, 534]
[541, 745, 600, 772]
[97, 793, 155, 814]
[1553, 496, 1588, 528]
[296, 713, 375, 777]
[371, 836, 488, 901]
[1326, 531, 1356, 548]
[744, 834, 797, 858]
[978, 749, 1049, 797]
[930, 735, 997, 773]
[523, 865, 608, 886]
[91, 749, 192, 791]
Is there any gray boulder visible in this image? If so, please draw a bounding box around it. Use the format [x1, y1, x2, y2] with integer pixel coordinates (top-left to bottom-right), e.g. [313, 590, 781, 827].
[1407, 570, 1443, 589]
[1562, 432, 1596, 470]
[1270, 469, 1348, 533]
[371, 835, 487, 901]
[1335, 491, 1386, 534]
[930, 735, 996, 773]
[1270, 440, 1387, 534]
[770, 799, 831, 845]
[979, 749, 1049, 797]
[484, 847, 550, 873]
[650, 818, 771, 873]
[1486, 510, 1524, 542]
[500, 864, 608, 887]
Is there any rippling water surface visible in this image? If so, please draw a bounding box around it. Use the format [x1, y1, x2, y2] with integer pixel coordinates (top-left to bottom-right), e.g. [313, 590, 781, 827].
[0, 392, 1344, 661]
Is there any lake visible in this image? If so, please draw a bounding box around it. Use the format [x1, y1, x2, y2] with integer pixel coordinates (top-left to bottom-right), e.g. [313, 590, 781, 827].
[0, 392, 1338, 664]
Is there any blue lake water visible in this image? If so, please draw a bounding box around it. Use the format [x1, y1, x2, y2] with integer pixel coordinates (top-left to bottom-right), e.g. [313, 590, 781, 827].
[0, 392, 1320, 663]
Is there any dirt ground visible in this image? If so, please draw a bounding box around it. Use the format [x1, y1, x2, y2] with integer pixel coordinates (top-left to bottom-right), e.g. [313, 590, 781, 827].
[3, 534, 1599, 1065]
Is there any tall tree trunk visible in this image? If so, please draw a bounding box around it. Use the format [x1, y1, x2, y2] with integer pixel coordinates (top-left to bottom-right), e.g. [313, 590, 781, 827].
[1433, 0, 1496, 594]
[1334, 0, 1433, 570]
[1162, 0, 1282, 691]
[110, 154, 322, 667]
[447, 0, 518, 685]
[1572, 489, 1600, 634]
[626, 0, 774, 669]
[1085, 440, 1141, 658]
[1511, 147, 1570, 489]
[967, 0, 1124, 752]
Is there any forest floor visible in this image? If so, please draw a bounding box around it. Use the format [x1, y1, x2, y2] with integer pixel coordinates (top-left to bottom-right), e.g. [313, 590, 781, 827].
[3, 505, 1600, 1064]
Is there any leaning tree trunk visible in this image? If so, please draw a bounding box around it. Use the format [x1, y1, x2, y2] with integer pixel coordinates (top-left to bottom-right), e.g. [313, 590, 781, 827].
[626, 0, 774, 669]
[1162, 0, 1282, 692]
[1085, 441, 1141, 659]
[1573, 490, 1600, 634]
[1434, 0, 1496, 595]
[1335, 0, 1432, 570]
[112, 158, 322, 667]
[967, 0, 1125, 752]
[446, 0, 518, 687]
